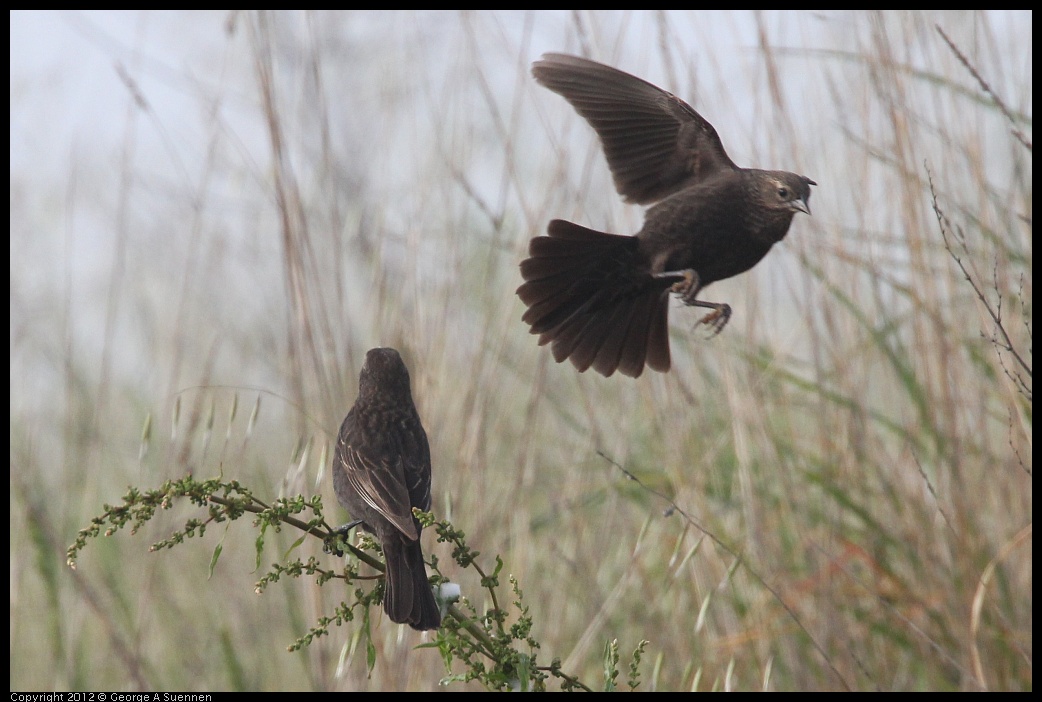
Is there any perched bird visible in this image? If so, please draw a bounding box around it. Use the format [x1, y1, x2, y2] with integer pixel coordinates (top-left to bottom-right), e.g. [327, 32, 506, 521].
[332, 347, 441, 631]
[518, 53, 815, 378]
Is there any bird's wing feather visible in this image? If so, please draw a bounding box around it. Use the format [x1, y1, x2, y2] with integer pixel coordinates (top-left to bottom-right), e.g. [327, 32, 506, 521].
[532, 53, 739, 205]
[340, 441, 419, 539]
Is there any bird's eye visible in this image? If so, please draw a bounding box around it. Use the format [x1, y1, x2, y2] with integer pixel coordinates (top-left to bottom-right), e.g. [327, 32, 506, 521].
[777, 187, 789, 199]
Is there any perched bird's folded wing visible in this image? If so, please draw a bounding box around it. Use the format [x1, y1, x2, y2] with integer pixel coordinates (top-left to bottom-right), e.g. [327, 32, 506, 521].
[340, 443, 419, 540]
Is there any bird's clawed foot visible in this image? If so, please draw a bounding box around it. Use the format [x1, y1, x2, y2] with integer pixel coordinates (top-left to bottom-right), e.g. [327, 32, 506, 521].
[668, 269, 701, 305]
[664, 269, 733, 337]
[324, 519, 363, 557]
[697, 304, 732, 338]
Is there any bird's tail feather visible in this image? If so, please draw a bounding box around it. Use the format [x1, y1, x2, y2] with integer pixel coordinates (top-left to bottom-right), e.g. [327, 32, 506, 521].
[517, 219, 671, 377]
[383, 537, 441, 631]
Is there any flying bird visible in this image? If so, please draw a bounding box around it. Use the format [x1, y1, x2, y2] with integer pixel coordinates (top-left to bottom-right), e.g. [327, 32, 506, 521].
[518, 53, 815, 377]
[332, 347, 440, 630]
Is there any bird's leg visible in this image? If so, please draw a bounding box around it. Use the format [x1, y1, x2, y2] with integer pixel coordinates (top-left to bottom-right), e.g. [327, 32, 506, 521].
[660, 268, 707, 306]
[657, 269, 732, 337]
[325, 519, 364, 557]
[654, 268, 697, 298]
[334, 518, 364, 535]
[665, 268, 697, 300]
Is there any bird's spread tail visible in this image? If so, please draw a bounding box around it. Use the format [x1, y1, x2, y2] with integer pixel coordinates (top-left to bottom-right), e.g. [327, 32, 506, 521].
[517, 219, 672, 378]
[382, 536, 441, 631]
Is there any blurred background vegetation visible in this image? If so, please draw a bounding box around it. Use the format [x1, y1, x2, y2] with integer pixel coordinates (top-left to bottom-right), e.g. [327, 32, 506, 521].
[10, 10, 1031, 691]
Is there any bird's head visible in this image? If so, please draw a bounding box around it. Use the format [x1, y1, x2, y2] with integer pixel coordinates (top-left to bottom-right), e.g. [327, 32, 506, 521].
[760, 171, 816, 216]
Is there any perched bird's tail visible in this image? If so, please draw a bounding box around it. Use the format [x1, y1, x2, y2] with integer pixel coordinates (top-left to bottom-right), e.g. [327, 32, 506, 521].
[382, 535, 441, 631]
[517, 219, 673, 378]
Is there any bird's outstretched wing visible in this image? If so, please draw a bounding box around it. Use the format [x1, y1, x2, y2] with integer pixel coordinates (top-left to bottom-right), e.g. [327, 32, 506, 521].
[532, 52, 739, 205]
